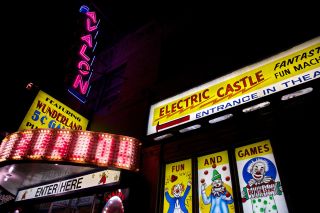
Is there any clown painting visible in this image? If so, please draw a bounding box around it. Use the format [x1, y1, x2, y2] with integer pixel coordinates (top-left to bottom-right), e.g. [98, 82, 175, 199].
[200, 169, 233, 213]
[163, 159, 193, 213]
[198, 150, 235, 213]
[235, 140, 288, 213]
[165, 181, 192, 213]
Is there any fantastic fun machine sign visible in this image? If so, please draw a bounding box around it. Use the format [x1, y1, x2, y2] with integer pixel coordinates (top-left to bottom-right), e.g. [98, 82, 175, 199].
[147, 37, 320, 135]
[19, 90, 88, 131]
[198, 150, 235, 213]
[16, 170, 120, 201]
[235, 140, 288, 213]
[163, 159, 192, 213]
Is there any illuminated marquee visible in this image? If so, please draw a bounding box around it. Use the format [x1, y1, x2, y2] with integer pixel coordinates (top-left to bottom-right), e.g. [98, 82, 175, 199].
[68, 5, 100, 103]
[0, 129, 141, 171]
[147, 37, 320, 135]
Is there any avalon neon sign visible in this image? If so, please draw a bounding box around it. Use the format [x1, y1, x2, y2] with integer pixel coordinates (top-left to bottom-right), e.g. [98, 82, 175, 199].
[68, 5, 100, 103]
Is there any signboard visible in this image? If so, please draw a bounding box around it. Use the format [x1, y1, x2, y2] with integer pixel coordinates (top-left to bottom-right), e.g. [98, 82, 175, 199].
[68, 4, 100, 103]
[0, 129, 141, 172]
[198, 150, 235, 213]
[16, 169, 120, 201]
[163, 159, 192, 213]
[18, 90, 88, 131]
[235, 140, 288, 213]
[147, 37, 320, 135]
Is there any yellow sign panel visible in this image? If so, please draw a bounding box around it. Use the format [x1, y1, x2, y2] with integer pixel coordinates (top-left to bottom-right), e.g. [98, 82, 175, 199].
[235, 140, 273, 161]
[235, 140, 288, 213]
[147, 37, 320, 135]
[198, 151, 235, 213]
[163, 159, 192, 213]
[19, 90, 88, 131]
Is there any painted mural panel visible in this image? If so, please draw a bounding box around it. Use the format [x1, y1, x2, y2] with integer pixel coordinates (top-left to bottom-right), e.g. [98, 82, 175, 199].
[235, 140, 288, 213]
[163, 159, 192, 213]
[198, 150, 235, 213]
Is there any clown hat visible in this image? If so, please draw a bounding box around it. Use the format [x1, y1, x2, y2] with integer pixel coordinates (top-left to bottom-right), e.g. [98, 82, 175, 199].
[211, 169, 221, 181]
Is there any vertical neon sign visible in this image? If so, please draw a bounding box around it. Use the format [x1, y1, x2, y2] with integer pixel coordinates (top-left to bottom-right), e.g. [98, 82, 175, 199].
[68, 5, 100, 103]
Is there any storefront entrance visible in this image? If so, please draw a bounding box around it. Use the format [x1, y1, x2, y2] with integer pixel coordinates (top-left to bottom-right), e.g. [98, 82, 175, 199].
[13, 187, 130, 213]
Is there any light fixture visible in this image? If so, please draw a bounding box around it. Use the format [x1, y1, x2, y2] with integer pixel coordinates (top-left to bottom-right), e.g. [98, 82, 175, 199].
[25, 82, 33, 90]
[242, 101, 270, 113]
[153, 133, 173, 141]
[8, 165, 14, 173]
[281, 87, 313, 101]
[4, 174, 12, 181]
[209, 114, 233, 124]
[179, 124, 201, 133]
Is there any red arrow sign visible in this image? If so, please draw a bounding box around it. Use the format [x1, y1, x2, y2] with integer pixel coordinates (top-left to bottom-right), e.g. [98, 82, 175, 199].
[156, 115, 190, 132]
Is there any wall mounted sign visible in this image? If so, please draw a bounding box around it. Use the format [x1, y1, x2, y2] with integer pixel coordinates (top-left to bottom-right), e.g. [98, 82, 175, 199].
[198, 150, 235, 213]
[15, 169, 120, 201]
[68, 5, 100, 103]
[0, 129, 141, 172]
[163, 159, 192, 213]
[19, 90, 88, 131]
[147, 37, 320, 135]
[235, 140, 288, 213]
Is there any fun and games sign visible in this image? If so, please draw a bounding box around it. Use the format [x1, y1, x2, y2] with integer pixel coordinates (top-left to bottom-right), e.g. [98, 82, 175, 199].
[235, 140, 288, 213]
[68, 5, 100, 103]
[147, 37, 320, 135]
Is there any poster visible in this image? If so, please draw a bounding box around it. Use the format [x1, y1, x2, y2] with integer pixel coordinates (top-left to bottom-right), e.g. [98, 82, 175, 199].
[19, 90, 88, 131]
[198, 150, 235, 213]
[235, 140, 288, 213]
[163, 159, 192, 213]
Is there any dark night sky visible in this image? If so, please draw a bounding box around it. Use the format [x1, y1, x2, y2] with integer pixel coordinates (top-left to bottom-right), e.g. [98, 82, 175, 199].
[1, 1, 319, 134]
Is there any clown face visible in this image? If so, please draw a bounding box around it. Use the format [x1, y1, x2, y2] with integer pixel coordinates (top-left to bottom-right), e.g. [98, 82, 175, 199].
[172, 184, 184, 198]
[251, 162, 266, 182]
[212, 178, 223, 189]
[211, 178, 225, 195]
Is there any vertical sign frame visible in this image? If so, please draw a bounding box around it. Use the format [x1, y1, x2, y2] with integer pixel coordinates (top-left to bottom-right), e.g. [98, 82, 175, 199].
[163, 159, 193, 213]
[235, 140, 288, 213]
[197, 150, 235, 213]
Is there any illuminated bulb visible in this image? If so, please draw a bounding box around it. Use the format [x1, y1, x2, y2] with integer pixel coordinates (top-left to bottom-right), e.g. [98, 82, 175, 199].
[179, 124, 201, 133]
[242, 101, 270, 113]
[281, 87, 313, 100]
[153, 133, 173, 141]
[209, 114, 233, 124]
